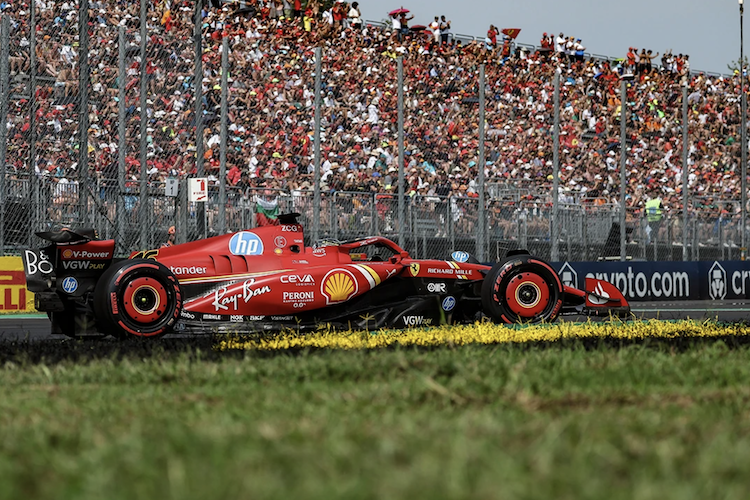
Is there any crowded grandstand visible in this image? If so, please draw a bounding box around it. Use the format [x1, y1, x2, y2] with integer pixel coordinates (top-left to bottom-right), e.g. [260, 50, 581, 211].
[2, 0, 743, 230]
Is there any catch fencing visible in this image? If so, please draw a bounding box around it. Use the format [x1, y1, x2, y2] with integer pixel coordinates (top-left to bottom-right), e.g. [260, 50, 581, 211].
[2, 174, 744, 263]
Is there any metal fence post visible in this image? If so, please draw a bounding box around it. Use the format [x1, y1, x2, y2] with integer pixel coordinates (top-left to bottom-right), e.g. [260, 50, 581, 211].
[619, 78, 628, 261]
[218, 35, 229, 235]
[742, 90, 748, 260]
[331, 192, 338, 239]
[449, 199, 455, 253]
[117, 26, 127, 255]
[551, 70, 560, 261]
[178, 178, 188, 245]
[312, 46, 322, 242]
[138, 0, 148, 248]
[397, 56, 405, 248]
[692, 218, 699, 261]
[78, 0, 90, 228]
[29, 3, 39, 242]
[681, 80, 689, 261]
[194, 0, 205, 240]
[0, 15, 9, 254]
[476, 64, 486, 262]
[582, 210, 589, 261]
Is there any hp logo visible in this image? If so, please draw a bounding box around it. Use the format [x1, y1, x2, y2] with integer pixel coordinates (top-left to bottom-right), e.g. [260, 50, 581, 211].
[61, 276, 79, 294]
[442, 296, 456, 312]
[451, 251, 470, 263]
[229, 232, 264, 256]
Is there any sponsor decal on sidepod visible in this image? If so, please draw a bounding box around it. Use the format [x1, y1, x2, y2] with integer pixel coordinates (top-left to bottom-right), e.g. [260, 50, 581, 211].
[229, 232, 264, 256]
[170, 266, 207, 275]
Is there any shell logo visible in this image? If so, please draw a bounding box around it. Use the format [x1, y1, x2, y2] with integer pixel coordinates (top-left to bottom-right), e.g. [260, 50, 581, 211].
[62, 249, 74, 259]
[321, 269, 358, 305]
[409, 263, 420, 277]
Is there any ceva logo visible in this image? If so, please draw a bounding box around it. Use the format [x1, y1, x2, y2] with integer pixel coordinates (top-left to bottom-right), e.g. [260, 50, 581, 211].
[709, 261, 727, 300]
[229, 232, 264, 256]
[280, 274, 315, 285]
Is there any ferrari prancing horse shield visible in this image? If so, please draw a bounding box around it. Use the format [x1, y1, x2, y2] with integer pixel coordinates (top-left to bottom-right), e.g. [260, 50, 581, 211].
[409, 263, 420, 277]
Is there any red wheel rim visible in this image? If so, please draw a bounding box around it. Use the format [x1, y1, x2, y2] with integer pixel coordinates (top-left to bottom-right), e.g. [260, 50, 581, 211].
[503, 272, 550, 318]
[122, 277, 169, 324]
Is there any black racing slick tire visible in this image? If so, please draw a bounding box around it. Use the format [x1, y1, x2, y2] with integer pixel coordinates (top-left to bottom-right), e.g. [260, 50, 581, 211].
[481, 255, 563, 324]
[93, 259, 182, 339]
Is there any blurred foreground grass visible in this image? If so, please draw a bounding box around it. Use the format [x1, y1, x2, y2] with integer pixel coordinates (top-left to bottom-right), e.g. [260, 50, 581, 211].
[2, 321, 750, 499]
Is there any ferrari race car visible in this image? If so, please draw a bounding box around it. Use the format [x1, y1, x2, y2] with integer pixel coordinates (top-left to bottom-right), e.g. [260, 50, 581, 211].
[22, 214, 630, 339]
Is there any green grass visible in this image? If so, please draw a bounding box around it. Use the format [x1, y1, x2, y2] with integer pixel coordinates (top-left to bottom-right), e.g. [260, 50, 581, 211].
[2, 338, 750, 499]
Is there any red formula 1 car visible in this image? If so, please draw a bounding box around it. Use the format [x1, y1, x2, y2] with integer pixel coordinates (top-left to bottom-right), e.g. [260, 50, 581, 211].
[22, 214, 630, 339]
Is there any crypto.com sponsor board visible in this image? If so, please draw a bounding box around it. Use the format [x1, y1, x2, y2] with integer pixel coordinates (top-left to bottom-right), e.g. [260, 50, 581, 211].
[552, 261, 750, 302]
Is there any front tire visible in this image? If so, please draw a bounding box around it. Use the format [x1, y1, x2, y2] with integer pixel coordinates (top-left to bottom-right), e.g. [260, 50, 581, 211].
[93, 259, 182, 339]
[481, 255, 563, 324]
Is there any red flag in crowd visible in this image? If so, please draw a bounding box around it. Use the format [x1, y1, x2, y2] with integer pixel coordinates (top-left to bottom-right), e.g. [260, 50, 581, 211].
[562, 134, 580, 149]
[501, 28, 521, 39]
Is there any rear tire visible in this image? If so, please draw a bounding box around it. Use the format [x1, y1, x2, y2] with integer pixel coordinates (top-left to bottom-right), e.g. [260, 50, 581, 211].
[93, 259, 182, 339]
[481, 255, 563, 324]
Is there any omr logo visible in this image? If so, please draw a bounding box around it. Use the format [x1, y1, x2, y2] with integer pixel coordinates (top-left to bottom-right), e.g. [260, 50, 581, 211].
[559, 262, 578, 289]
[229, 232, 264, 256]
[709, 261, 727, 300]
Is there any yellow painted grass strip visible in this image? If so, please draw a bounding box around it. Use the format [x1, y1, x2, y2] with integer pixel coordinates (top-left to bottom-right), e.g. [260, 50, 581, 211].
[217, 320, 750, 352]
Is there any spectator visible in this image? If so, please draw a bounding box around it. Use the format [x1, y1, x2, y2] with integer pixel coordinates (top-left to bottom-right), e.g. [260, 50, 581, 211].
[574, 38, 585, 63]
[348, 2, 362, 30]
[485, 24, 498, 53]
[395, 11, 413, 42]
[162, 226, 176, 248]
[331, 0, 346, 29]
[429, 16, 440, 48]
[640, 49, 659, 73]
[439, 16, 451, 45]
[645, 191, 664, 243]
[555, 32, 566, 56]
[540, 32, 553, 50]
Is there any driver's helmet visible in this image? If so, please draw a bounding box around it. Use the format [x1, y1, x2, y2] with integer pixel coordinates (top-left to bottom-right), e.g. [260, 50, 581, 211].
[313, 238, 341, 249]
